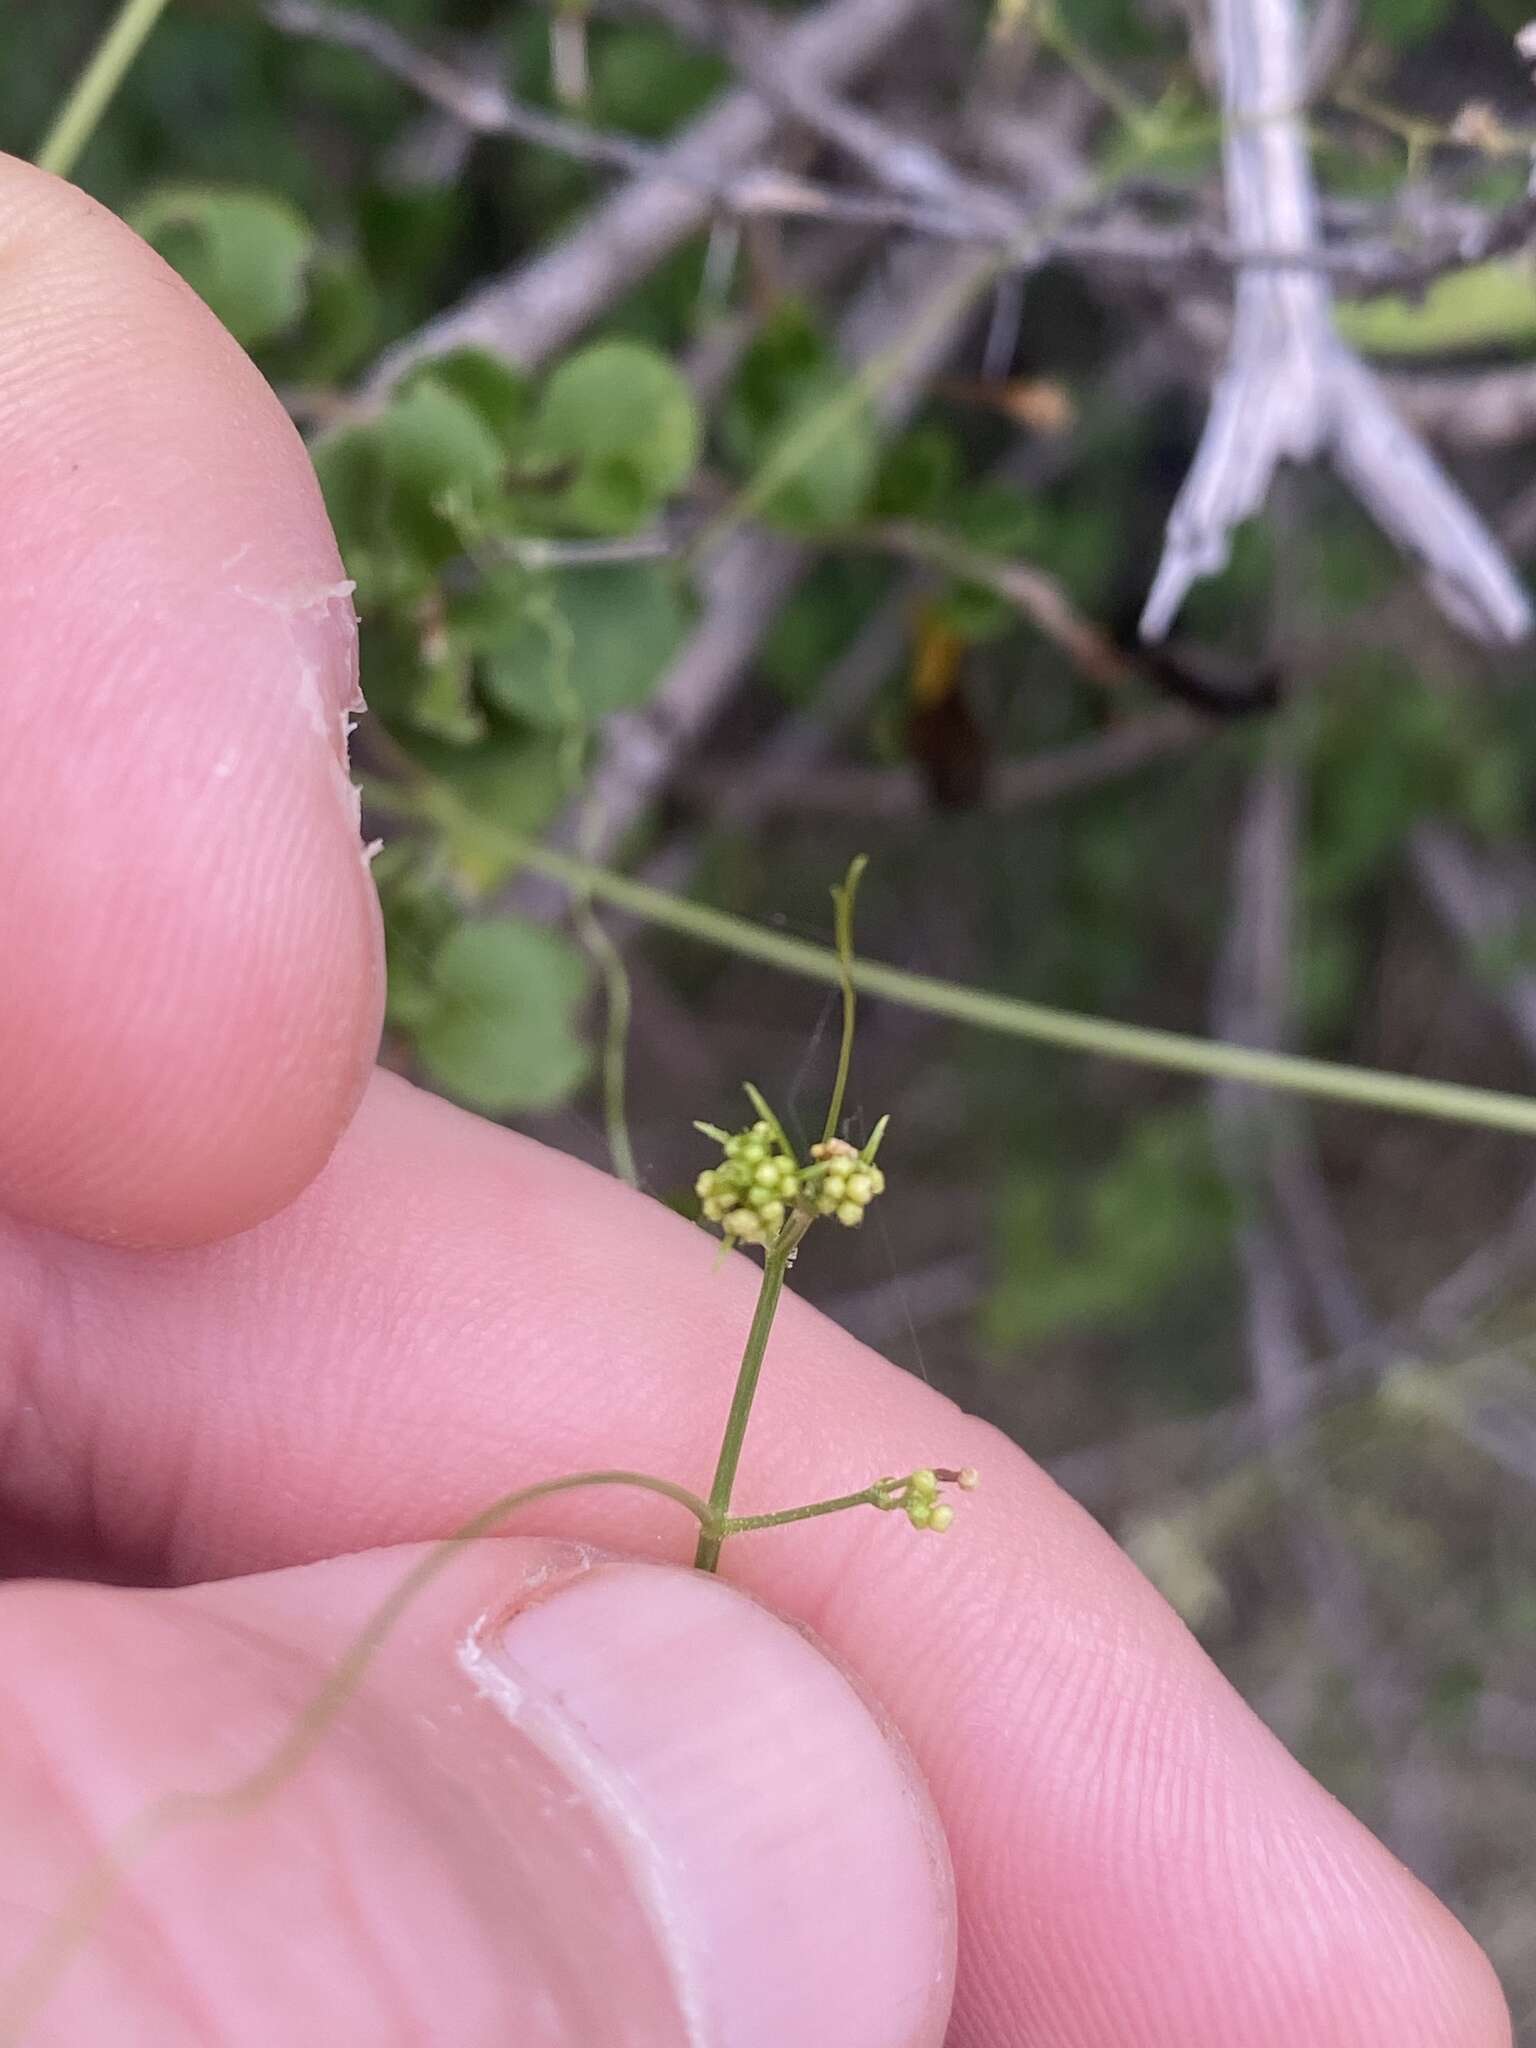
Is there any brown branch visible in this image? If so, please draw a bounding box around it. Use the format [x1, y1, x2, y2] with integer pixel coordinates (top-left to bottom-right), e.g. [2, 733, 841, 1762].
[708, 710, 1199, 819]
[858, 523, 1135, 692]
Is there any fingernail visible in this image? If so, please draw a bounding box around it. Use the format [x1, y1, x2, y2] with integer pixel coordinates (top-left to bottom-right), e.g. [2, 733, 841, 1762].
[464, 1562, 954, 2048]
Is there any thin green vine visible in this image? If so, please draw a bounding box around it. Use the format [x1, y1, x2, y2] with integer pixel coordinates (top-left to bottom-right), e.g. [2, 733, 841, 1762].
[398, 782, 1536, 1142]
[822, 853, 867, 1146]
[34, 0, 173, 179]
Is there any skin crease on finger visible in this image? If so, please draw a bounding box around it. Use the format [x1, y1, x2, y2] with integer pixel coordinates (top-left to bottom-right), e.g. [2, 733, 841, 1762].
[0, 149, 1511, 2048]
[0, 153, 384, 1250]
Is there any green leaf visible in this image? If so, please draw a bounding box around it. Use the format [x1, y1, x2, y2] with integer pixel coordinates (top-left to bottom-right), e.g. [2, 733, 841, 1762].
[761, 556, 894, 704]
[413, 645, 487, 746]
[724, 302, 879, 531]
[315, 375, 508, 573]
[413, 918, 591, 1112]
[1335, 259, 1536, 357]
[410, 728, 570, 888]
[744, 373, 880, 530]
[289, 248, 379, 385]
[402, 348, 535, 448]
[951, 483, 1045, 556]
[530, 340, 701, 531]
[131, 186, 315, 349]
[871, 427, 963, 520]
[458, 563, 689, 726]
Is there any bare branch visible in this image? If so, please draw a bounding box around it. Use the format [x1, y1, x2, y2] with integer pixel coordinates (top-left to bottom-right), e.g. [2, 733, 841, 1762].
[860, 523, 1136, 691]
[268, 0, 1536, 331]
[706, 710, 1200, 819]
[350, 0, 940, 387]
[1141, 0, 1532, 647]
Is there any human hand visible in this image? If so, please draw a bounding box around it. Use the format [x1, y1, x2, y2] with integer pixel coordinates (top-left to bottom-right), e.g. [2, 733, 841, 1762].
[0, 153, 1511, 2046]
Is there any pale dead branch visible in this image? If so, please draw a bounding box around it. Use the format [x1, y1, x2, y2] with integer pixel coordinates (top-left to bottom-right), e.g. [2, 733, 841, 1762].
[1141, 0, 1532, 646]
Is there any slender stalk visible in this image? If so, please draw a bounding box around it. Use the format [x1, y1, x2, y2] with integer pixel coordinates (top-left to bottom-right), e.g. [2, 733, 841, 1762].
[694, 1214, 812, 1571]
[571, 897, 639, 1188]
[723, 1485, 884, 1534]
[399, 762, 1536, 1138]
[35, 0, 174, 179]
[485, 828, 1536, 1141]
[821, 856, 867, 1145]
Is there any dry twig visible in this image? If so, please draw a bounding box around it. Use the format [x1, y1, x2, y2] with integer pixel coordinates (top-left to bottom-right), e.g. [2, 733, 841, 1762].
[343, 0, 940, 388]
[1141, 0, 1531, 646]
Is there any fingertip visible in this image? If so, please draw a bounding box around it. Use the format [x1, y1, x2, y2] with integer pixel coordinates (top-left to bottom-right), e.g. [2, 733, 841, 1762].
[0, 154, 383, 1247]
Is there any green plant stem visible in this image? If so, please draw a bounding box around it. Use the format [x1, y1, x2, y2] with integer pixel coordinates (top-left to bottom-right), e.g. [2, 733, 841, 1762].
[462, 824, 1536, 1141]
[35, 0, 173, 178]
[694, 1215, 812, 1571]
[723, 1485, 884, 1534]
[571, 896, 639, 1188]
[821, 856, 867, 1145]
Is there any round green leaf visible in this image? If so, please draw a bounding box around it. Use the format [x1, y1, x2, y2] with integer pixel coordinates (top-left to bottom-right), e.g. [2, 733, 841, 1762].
[532, 341, 701, 529]
[131, 186, 315, 349]
[315, 376, 508, 573]
[461, 563, 689, 726]
[415, 918, 591, 1113]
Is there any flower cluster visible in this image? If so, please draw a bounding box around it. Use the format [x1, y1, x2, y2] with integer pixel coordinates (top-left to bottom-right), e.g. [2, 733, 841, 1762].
[694, 1092, 890, 1249]
[808, 1137, 886, 1228]
[694, 1120, 801, 1248]
[874, 1465, 979, 1534]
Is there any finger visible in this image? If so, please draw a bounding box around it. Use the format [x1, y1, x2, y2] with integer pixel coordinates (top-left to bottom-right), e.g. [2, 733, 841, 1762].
[0, 153, 383, 1249]
[0, 1072, 1509, 2045]
[0, 1544, 952, 2047]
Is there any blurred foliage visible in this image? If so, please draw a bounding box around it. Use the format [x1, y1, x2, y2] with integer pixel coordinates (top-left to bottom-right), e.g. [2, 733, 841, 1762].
[1337, 258, 1536, 357]
[985, 1109, 1233, 1349]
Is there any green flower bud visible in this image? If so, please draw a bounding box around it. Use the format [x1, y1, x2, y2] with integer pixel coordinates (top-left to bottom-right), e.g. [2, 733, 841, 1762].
[835, 1200, 863, 1227]
[928, 1503, 954, 1534]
